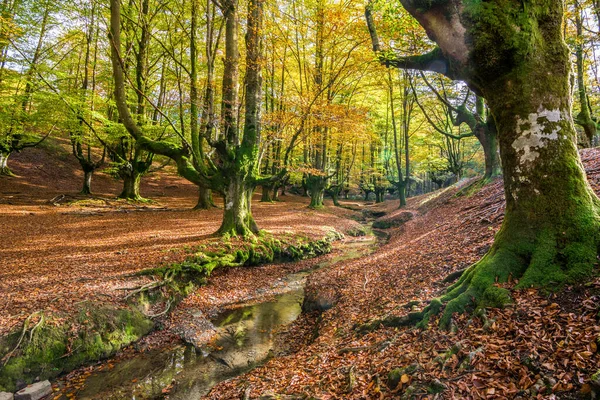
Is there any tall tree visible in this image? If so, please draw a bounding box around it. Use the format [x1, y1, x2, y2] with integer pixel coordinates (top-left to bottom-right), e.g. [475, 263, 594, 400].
[573, 0, 599, 146]
[110, 0, 271, 236]
[367, 0, 600, 327]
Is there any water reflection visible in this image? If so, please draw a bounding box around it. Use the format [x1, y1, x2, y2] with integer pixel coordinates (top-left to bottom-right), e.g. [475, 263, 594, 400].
[75, 233, 382, 399]
[76, 290, 303, 399]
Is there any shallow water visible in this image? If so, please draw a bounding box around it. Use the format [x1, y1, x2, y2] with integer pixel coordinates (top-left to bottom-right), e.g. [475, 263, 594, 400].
[74, 233, 381, 399]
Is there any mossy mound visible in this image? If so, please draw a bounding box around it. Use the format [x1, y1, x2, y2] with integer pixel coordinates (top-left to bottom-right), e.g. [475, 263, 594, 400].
[0, 304, 153, 392]
[139, 230, 344, 296]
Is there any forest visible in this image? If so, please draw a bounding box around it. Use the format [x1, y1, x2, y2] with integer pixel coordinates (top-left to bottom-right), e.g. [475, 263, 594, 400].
[1, 0, 600, 398]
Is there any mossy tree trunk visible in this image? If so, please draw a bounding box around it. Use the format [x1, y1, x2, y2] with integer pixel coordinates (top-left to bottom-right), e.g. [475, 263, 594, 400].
[261, 184, 274, 202]
[375, 187, 385, 203]
[119, 172, 141, 200]
[472, 96, 501, 180]
[216, 0, 264, 236]
[307, 175, 326, 209]
[478, 121, 501, 180]
[573, 0, 598, 147]
[194, 186, 215, 210]
[397, 181, 406, 207]
[368, 0, 600, 327]
[219, 176, 258, 236]
[116, 146, 152, 201]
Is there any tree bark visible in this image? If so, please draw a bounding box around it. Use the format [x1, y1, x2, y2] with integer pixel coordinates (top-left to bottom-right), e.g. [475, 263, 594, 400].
[573, 0, 597, 147]
[217, 0, 264, 236]
[194, 186, 215, 210]
[261, 184, 273, 202]
[307, 175, 326, 209]
[81, 169, 93, 195]
[218, 177, 258, 236]
[0, 151, 12, 176]
[119, 172, 141, 200]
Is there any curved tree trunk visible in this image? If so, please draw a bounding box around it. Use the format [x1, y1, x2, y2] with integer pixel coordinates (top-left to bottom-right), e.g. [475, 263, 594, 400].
[574, 0, 597, 147]
[438, 57, 600, 327]
[478, 122, 501, 180]
[0, 152, 13, 176]
[368, 0, 600, 328]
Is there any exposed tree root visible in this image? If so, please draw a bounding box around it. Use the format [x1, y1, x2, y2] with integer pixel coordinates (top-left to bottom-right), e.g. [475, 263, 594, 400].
[1, 312, 44, 366]
[358, 211, 600, 332]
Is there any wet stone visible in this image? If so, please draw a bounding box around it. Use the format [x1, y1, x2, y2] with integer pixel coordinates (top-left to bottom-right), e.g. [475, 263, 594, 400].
[14, 381, 52, 400]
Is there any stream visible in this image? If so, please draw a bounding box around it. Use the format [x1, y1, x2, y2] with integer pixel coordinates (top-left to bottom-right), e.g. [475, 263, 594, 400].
[72, 230, 384, 399]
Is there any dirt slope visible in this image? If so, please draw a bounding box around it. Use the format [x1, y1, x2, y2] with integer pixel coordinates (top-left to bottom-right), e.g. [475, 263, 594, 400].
[208, 149, 600, 399]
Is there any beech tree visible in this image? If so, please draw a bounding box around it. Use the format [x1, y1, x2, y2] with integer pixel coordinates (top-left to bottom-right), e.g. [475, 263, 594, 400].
[110, 0, 271, 236]
[367, 0, 600, 327]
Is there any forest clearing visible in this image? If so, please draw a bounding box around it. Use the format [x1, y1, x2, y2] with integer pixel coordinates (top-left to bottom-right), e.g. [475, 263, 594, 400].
[2, 0, 600, 399]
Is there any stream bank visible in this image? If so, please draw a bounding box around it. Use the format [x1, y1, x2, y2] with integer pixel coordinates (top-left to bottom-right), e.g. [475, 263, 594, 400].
[0, 227, 355, 395]
[55, 227, 385, 399]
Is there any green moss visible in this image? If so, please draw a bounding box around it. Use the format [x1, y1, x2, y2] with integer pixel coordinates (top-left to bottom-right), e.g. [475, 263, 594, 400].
[136, 231, 343, 300]
[0, 306, 153, 392]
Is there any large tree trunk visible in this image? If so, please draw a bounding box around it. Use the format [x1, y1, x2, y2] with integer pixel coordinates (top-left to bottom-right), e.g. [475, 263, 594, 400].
[307, 175, 326, 209]
[439, 56, 600, 327]
[369, 0, 600, 328]
[119, 172, 142, 200]
[218, 177, 258, 236]
[438, 2, 599, 327]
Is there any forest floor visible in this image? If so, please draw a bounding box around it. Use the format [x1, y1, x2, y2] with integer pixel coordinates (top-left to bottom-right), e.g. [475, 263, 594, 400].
[2, 142, 600, 399]
[0, 140, 362, 341]
[208, 149, 600, 399]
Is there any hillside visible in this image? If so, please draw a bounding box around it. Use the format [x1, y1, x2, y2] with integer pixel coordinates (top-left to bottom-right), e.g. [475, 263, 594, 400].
[208, 149, 600, 399]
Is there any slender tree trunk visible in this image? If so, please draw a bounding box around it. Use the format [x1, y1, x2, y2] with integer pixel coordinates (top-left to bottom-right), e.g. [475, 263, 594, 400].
[478, 121, 501, 179]
[21, 2, 50, 113]
[189, 0, 214, 210]
[574, 0, 597, 147]
[81, 169, 93, 195]
[388, 69, 406, 207]
[0, 152, 13, 176]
